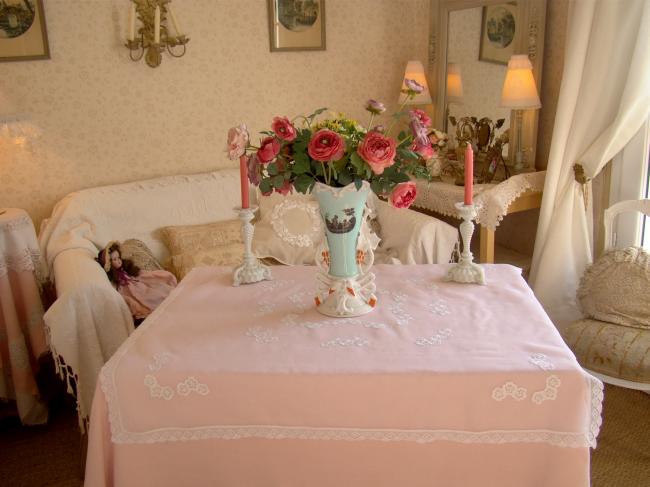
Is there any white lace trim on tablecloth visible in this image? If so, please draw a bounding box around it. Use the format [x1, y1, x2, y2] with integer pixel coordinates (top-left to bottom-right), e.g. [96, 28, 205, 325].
[100, 365, 604, 449]
[0, 247, 47, 284]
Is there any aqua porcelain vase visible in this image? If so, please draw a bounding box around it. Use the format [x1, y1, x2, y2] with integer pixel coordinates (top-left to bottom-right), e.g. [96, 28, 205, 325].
[312, 181, 377, 317]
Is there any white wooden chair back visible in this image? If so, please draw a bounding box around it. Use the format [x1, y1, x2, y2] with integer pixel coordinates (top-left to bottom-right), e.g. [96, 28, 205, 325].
[603, 199, 650, 251]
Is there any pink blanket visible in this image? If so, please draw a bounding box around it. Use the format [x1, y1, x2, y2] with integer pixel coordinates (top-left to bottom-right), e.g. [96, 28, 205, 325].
[99, 264, 602, 449]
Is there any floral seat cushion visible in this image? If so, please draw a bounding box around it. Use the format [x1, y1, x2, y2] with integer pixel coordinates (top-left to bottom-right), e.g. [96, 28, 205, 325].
[561, 318, 650, 383]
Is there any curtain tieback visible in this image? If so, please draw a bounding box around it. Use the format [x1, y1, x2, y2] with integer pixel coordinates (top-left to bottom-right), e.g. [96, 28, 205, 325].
[573, 163, 589, 210]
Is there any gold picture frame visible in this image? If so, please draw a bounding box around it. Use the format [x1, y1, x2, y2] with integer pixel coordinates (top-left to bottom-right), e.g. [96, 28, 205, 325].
[268, 0, 326, 52]
[479, 2, 518, 65]
[0, 0, 50, 62]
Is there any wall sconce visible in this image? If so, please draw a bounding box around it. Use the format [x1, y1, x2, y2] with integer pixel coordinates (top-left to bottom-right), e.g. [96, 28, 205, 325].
[500, 54, 541, 173]
[399, 60, 433, 105]
[125, 0, 189, 68]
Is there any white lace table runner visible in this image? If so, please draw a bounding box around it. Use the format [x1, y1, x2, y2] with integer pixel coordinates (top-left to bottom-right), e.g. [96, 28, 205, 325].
[100, 264, 602, 448]
[415, 171, 546, 231]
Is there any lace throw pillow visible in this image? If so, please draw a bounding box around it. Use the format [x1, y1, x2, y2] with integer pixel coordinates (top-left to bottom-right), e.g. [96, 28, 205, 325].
[161, 220, 242, 255]
[253, 192, 325, 265]
[120, 239, 163, 272]
[171, 243, 244, 280]
[161, 220, 244, 279]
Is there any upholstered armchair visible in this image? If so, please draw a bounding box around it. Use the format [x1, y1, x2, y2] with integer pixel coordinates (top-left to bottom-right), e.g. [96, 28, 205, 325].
[560, 199, 650, 391]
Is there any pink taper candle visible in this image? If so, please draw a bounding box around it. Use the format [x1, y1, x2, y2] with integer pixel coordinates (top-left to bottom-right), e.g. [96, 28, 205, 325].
[239, 155, 250, 209]
[464, 143, 473, 205]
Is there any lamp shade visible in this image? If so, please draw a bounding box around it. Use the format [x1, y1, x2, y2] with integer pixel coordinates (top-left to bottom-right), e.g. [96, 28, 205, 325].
[446, 63, 464, 103]
[500, 55, 541, 109]
[400, 60, 433, 105]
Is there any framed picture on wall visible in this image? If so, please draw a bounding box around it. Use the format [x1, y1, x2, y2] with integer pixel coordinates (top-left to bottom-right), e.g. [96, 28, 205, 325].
[479, 2, 517, 65]
[268, 0, 326, 52]
[0, 0, 49, 62]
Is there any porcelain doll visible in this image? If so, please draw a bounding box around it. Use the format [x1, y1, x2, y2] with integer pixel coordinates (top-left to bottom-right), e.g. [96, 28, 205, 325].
[97, 241, 177, 320]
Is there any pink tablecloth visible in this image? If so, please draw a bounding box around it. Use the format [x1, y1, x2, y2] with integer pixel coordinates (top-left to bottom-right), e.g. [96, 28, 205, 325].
[85, 264, 602, 487]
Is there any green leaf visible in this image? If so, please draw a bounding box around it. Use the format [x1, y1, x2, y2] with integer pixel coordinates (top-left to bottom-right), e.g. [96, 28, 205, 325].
[370, 179, 383, 195]
[350, 152, 365, 173]
[292, 156, 310, 174]
[259, 178, 272, 194]
[294, 174, 315, 194]
[354, 177, 363, 190]
[312, 160, 324, 176]
[398, 131, 406, 141]
[267, 162, 279, 176]
[271, 174, 285, 188]
[337, 170, 353, 186]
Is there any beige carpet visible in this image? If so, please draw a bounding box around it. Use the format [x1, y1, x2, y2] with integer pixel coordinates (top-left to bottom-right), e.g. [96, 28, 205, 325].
[591, 385, 650, 487]
[0, 384, 647, 486]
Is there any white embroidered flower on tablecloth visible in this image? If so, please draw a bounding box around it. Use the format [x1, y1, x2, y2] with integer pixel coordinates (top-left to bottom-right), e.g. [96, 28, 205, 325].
[492, 381, 527, 401]
[389, 303, 413, 326]
[280, 313, 301, 327]
[144, 374, 174, 401]
[289, 291, 311, 311]
[246, 326, 279, 344]
[406, 277, 439, 291]
[532, 375, 561, 404]
[321, 336, 369, 348]
[415, 328, 452, 346]
[427, 299, 450, 316]
[148, 352, 173, 372]
[529, 353, 555, 371]
[176, 376, 210, 396]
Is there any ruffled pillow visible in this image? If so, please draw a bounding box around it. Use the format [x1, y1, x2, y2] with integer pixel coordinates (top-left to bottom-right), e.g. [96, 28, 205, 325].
[120, 239, 163, 272]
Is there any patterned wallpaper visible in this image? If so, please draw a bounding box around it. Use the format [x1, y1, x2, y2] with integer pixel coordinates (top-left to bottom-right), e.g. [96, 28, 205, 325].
[446, 7, 511, 132]
[0, 0, 429, 227]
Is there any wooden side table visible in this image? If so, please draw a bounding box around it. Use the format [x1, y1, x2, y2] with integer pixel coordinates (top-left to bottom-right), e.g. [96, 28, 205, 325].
[479, 189, 543, 263]
[0, 208, 49, 424]
[414, 172, 545, 265]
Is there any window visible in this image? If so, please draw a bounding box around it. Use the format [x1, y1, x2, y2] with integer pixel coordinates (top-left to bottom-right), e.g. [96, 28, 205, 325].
[609, 119, 650, 249]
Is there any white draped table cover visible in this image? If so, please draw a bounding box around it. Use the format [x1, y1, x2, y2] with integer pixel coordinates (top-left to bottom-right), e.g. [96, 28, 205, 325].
[98, 264, 601, 448]
[0, 208, 49, 424]
[415, 171, 546, 230]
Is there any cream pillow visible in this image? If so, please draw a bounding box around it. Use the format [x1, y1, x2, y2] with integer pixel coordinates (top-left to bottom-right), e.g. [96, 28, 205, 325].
[171, 244, 244, 279]
[253, 190, 380, 266]
[253, 191, 325, 265]
[161, 220, 244, 279]
[120, 239, 163, 272]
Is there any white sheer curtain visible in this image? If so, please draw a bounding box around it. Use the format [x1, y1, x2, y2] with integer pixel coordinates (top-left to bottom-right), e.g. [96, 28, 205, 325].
[529, 0, 650, 327]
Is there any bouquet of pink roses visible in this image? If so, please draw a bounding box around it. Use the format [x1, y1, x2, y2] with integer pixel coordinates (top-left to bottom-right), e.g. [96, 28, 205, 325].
[226, 79, 440, 209]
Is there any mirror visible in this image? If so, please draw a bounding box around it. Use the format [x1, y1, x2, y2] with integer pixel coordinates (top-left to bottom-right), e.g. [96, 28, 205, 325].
[428, 0, 546, 172]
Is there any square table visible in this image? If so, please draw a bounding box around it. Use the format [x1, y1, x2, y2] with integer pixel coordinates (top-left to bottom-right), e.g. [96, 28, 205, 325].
[85, 264, 602, 487]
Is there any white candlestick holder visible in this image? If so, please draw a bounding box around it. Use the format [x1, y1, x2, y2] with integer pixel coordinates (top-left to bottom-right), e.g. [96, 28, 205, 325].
[445, 202, 486, 285]
[233, 206, 272, 286]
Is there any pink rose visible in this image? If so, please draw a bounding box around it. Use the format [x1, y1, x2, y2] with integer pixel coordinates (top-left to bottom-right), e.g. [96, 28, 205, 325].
[404, 78, 424, 94]
[357, 131, 396, 175]
[389, 182, 417, 209]
[409, 118, 429, 147]
[225, 124, 249, 160]
[409, 109, 431, 128]
[308, 129, 346, 162]
[257, 136, 281, 164]
[411, 140, 434, 160]
[364, 99, 386, 115]
[271, 116, 297, 142]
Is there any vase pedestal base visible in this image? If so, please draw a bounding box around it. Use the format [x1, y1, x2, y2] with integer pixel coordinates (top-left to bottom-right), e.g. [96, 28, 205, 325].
[315, 271, 377, 318]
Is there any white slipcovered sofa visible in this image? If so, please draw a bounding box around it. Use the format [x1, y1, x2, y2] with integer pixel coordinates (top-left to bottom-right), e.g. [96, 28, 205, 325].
[38, 169, 458, 425]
